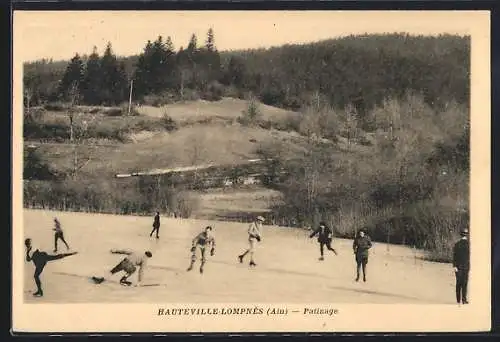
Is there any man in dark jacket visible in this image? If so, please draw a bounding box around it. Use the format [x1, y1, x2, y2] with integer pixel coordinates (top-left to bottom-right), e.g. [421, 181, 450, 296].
[25, 238, 77, 297]
[353, 229, 372, 282]
[453, 228, 470, 304]
[309, 221, 338, 260]
[150, 212, 160, 239]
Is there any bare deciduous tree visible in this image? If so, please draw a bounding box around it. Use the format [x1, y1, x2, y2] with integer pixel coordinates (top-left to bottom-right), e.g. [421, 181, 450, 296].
[67, 81, 96, 180]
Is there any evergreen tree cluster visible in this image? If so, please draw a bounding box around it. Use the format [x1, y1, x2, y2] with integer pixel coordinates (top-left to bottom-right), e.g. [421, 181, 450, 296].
[57, 43, 130, 106]
[24, 32, 469, 118]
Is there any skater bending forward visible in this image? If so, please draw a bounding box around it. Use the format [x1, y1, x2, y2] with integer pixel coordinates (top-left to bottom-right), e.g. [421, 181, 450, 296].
[25, 238, 77, 297]
[187, 226, 216, 274]
[309, 221, 338, 260]
[92, 249, 152, 286]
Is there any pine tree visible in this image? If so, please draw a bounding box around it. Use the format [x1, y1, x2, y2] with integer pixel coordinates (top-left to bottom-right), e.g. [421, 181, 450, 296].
[205, 28, 215, 52]
[224, 55, 246, 87]
[100, 42, 128, 105]
[81, 46, 102, 105]
[58, 53, 84, 101]
[204, 28, 221, 83]
[134, 40, 154, 98]
[187, 34, 198, 53]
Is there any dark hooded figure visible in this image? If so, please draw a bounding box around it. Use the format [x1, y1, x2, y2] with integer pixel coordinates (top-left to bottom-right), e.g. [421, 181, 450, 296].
[25, 238, 77, 297]
[150, 212, 161, 239]
[353, 229, 372, 282]
[453, 228, 470, 304]
[309, 221, 338, 260]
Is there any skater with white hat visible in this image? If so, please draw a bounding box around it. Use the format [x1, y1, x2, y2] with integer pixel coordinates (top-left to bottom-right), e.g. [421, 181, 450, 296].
[238, 216, 265, 267]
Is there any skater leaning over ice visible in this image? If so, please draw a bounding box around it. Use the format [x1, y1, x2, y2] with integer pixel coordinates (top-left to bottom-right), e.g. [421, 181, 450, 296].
[53, 217, 70, 252]
[453, 228, 470, 305]
[150, 211, 161, 239]
[25, 238, 78, 297]
[353, 229, 372, 282]
[309, 221, 338, 260]
[187, 226, 216, 274]
[92, 249, 152, 287]
[238, 216, 264, 267]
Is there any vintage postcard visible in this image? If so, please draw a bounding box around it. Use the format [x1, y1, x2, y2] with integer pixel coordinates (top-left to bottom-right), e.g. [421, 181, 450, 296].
[12, 10, 491, 333]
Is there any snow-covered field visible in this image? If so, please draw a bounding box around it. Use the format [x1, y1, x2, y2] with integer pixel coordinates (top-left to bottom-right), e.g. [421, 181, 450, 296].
[22, 209, 456, 304]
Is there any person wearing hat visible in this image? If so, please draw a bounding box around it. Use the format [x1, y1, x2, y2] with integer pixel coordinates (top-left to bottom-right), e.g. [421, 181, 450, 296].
[24, 238, 78, 297]
[187, 225, 216, 274]
[238, 216, 264, 267]
[150, 211, 161, 239]
[453, 228, 470, 304]
[53, 217, 70, 252]
[353, 229, 372, 282]
[309, 221, 338, 260]
[92, 249, 153, 287]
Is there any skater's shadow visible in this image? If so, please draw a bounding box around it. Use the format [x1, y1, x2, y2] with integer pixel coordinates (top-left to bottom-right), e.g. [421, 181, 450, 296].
[210, 260, 448, 304]
[149, 264, 184, 274]
[211, 259, 336, 281]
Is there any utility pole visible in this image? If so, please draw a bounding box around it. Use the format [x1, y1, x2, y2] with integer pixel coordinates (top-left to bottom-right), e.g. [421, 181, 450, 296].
[128, 79, 134, 116]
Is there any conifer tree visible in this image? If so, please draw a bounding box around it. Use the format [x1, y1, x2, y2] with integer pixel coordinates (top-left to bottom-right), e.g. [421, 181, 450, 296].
[58, 53, 84, 101]
[81, 46, 102, 105]
[100, 42, 128, 105]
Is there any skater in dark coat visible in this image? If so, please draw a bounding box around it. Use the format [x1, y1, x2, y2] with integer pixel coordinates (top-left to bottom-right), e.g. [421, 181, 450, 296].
[353, 229, 372, 282]
[53, 217, 70, 252]
[25, 238, 77, 297]
[453, 228, 470, 304]
[309, 221, 338, 260]
[150, 212, 160, 239]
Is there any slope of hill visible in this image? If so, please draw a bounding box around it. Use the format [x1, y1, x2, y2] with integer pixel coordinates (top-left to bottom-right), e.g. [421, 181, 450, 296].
[136, 97, 297, 123]
[25, 106, 309, 178]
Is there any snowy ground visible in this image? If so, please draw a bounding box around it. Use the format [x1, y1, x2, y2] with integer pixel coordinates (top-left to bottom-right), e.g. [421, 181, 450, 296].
[22, 209, 456, 304]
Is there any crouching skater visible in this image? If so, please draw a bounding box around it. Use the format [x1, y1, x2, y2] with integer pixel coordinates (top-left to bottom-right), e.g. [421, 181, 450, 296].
[92, 249, 152, 287]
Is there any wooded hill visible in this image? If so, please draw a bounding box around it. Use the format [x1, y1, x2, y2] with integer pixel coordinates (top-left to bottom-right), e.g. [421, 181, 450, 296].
[24, 32, 469, 118]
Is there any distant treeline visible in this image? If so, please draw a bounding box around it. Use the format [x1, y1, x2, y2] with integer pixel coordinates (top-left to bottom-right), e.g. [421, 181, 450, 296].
[24, 32, 470, 124]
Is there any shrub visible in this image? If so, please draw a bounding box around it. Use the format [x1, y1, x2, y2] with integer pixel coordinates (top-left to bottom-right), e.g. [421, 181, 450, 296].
[143, 91, 178, 107]
[23, 120, 69, 142]
[23, 148, 58, 181]
[201, 81, 224, 102]
[24, 107, 46, 124]
[160, 111, 178, 131]
[103, 107, 123, 117]
[238, 94, 261, 126]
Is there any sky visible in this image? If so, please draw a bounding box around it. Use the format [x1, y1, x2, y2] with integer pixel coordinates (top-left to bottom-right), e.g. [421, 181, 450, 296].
[14, 11, 479, 62]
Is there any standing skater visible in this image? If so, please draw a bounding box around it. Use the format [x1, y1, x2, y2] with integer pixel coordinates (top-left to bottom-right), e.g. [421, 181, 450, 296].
[453, 228, 470, 305]
[92, 249, 153, 286]
[238, 216, 264, 267]
[150, 211, 160, 239]
[353, 229, 372, 282]
[53, 217, 70, 252]
[25, 238, 78, 297]
[187, 226, 216, 274]
[309, 221, 338, 260]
